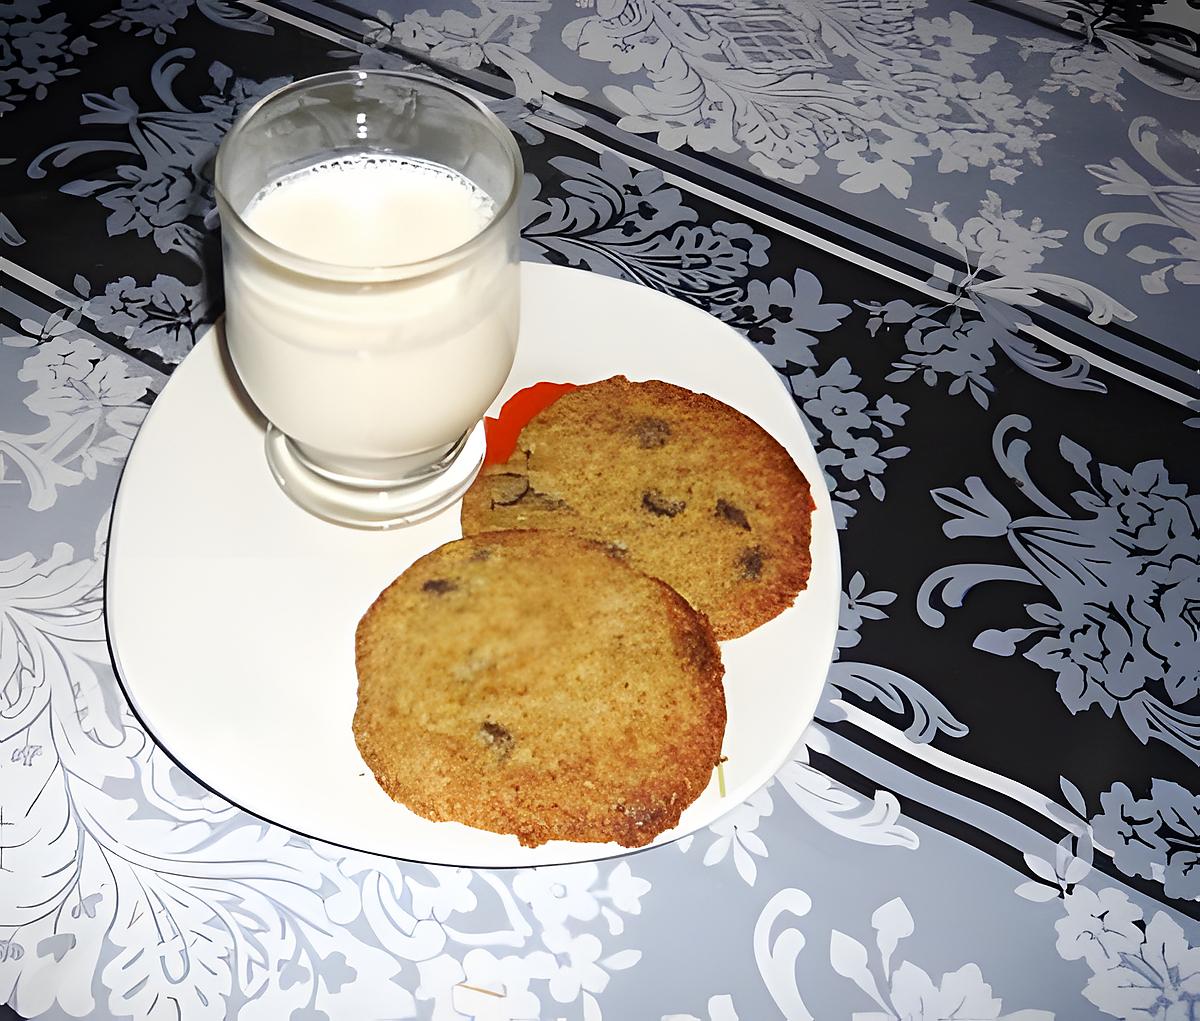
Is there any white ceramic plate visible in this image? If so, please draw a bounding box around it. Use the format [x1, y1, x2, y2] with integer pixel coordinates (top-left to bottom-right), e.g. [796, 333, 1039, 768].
[106, 263, 840, 867]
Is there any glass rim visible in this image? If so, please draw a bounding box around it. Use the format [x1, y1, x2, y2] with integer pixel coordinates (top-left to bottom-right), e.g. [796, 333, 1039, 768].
[213, 69, 523, 282]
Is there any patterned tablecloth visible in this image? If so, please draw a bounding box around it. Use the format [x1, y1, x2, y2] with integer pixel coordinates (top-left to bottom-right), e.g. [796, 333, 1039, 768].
[2, 2, 1199, 1019]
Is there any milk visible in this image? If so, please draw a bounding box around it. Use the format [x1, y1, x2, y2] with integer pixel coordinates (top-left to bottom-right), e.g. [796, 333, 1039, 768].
[245, 156, 495, 266]
[222, 154, 519, 478]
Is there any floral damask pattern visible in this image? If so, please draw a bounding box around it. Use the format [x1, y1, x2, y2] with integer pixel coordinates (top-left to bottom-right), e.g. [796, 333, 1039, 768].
[0, 0, 93, 116]
[1006, 0, 1200, 103]
[821, 571, 967, 744]
[919, 415, 1200, 762]
[1013, 34, 1130, 111]
[85, 272, 207, 363]
[1086, 116, 1200, 295]
[844, 187, 1140, 414]
[0, 525, 110, 748]
[17, 47, 286, 363]
[830, 897, 1053, 1020]
[1017, 814, 1200, 1019]
[1074, 902, 1200, 1018]
[383, 0, 585, 101]
[27, 49, 288, 262]
[522, 152, 771, 305]
[92, 0, 272, 44]
[562, 2, 1052, 190]
[779, 359, 909, 529]
[1089, 778, 1200, 900]
[908, 189, 1134, 325]
[0, 323, 150, 510]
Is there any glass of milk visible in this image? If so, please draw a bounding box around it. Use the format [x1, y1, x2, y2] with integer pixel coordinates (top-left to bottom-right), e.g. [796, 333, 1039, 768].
[214, 71, 522, 527]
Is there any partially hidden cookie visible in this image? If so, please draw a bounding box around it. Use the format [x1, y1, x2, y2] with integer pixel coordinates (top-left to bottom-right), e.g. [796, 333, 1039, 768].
[353, 530, 726, 847]
[461, 376, 815, 640]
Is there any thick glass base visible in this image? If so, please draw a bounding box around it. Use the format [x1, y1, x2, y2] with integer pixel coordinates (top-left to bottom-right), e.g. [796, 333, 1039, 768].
[264, 421, 486, 528]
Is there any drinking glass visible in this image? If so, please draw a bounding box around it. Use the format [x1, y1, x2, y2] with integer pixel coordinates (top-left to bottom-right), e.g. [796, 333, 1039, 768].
[214, 70, 522, 527]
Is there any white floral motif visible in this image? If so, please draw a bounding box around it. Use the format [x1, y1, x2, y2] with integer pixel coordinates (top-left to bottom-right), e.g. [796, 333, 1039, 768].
[27, 49, 289, 262]
[0, 0, 94, 116]
[779, 356, 909, 528]
[0, 528, 115, 751]
[92, 0, 271, 44]
[754, 888, 815, 1021]
[883, 963, 1050, 1021]
[821, 572, 966, 746]
[542, 929, 619, 1003]
[359, 858, 649, 1018]
[699, 786, 772, 886]
[855, 189, 1124, 409]
[512, 864, 601, 933]
[85, 273, 208, 363]
[1054, 886, 1143, 972]
[1008, 1, 1200, 102]
[1039, 864, 1200, 1021]
[830, 897, 1055, 1020]
[0, 521, 138, 1017]
[20, 335, 147, 422]
[4, 760, 653, 1021]
[1082, 909, 1200, 1019]
[679, 726, 918, 891]
[451, 947, 551, 1019]
[911, 190, 1134, 324]
[1086, 116, 1200, 295]
[522, 151, 770, 305]
[920, 416, 1200, 762]
[564, 2, 1052, 190]
[0, 328, 150, 510]
[390, 1, 586, 101]
[1089, 779, 1200, 901]
[511, 860, 650, 940]
[1019, 811, 1200, 1020]
[1012, 35, 1127, 110]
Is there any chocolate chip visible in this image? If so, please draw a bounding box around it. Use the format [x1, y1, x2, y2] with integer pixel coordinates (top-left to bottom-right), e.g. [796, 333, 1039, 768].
[737, 546, 766, 580]
[490, 473, 568, 512]
[642, 490, 686, 517]
[422, 578, 457, 594]
[633, 416, 671, 448]
[470, 547, 493, 561]
[526, 489, 568, 511]
[715, 499, 751, 531]
[478, 720, 514, 759]
[489, 473, 531, 507]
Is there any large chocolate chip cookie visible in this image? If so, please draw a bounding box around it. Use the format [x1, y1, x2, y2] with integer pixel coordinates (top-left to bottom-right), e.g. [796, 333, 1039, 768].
[353, 530, 726, 847]
[461, 376, 815, 640]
